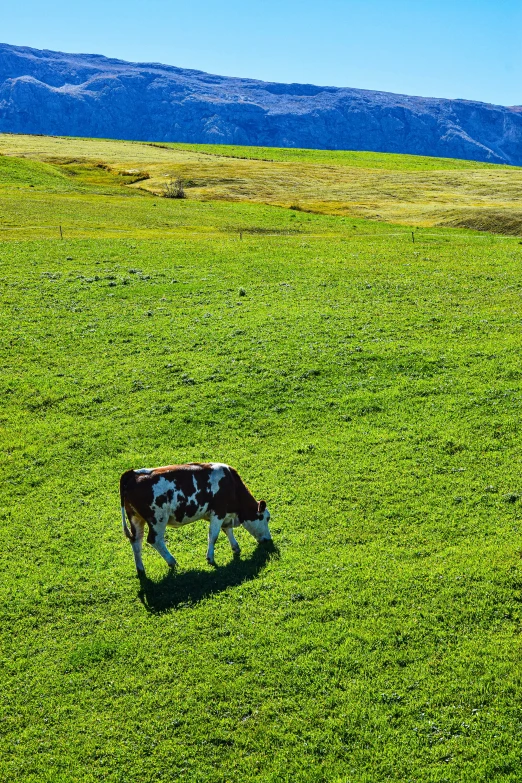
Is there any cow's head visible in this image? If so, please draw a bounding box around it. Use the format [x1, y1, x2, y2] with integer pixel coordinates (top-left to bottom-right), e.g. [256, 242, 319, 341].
[242, 500, 272, 543]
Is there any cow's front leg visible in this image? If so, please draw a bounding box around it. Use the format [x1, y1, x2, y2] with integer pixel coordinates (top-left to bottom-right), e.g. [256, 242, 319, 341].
[147, 522, 177, 569]
[224, 525, 240, 554]
[207, 514, 223, 565]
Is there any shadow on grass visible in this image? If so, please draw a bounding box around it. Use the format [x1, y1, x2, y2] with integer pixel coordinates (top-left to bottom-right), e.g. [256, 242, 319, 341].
[137, 542, 279, 613]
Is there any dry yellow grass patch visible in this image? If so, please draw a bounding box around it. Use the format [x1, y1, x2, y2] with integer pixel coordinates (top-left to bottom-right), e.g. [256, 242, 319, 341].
[1, 133, 521, 234]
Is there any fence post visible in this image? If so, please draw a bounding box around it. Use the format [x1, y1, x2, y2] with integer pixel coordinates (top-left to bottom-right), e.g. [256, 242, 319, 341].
[59, 225, 63, 240]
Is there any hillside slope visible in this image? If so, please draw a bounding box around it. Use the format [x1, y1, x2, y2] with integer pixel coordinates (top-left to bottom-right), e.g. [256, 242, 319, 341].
[1, 43, 522, 165]
[1, 133, 521, 235]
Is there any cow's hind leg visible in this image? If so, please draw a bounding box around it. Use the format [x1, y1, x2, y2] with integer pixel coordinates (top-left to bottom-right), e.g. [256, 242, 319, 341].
[147, 522, 177, 569]
[129, 516, 146, 576]
[207, 514, 223, 566]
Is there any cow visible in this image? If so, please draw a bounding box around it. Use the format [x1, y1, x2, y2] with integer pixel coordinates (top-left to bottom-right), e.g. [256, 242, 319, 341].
[120, 462, 272, 575]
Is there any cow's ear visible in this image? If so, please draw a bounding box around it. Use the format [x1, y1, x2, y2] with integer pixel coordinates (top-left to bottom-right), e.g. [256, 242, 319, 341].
[258, 500, 266, 513]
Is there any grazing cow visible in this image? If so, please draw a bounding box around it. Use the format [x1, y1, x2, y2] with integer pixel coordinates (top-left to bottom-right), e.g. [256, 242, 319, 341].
[120, 462, 271, 574]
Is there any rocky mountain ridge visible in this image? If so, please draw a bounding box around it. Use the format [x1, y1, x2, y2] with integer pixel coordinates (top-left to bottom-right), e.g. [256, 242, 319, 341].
[1, 42, 521, 165]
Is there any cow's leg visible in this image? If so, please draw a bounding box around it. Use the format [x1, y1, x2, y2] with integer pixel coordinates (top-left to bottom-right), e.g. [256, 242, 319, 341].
[147, 521, 177, 569]
[207, 514, 223, 565]
[224, 525, 240, 554]
[130, 516, 146, 575]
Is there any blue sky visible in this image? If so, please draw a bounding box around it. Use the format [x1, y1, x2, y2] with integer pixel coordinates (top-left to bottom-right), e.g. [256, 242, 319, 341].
[3, 0, 521, 106]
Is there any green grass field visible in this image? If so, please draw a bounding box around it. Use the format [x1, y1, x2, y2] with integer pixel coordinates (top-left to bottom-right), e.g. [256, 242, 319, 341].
[2, 135, 522, 782]
[152, 142, 511, 170]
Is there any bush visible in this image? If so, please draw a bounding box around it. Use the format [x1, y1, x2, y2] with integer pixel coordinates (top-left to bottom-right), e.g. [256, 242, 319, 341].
[163, 177, 186, 199]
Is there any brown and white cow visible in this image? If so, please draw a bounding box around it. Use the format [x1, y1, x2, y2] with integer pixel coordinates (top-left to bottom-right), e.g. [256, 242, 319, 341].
[120, 462, 271, 574]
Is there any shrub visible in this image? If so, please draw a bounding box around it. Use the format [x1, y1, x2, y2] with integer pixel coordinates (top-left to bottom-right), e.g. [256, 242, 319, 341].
[163, 177, 186, 199]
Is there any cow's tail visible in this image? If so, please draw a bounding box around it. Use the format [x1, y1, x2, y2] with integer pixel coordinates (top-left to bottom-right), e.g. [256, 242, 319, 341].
[120, 470, 135, 542]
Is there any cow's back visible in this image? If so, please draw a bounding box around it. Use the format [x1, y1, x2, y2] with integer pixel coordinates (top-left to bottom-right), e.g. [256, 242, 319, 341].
[121, 462, 241, 526]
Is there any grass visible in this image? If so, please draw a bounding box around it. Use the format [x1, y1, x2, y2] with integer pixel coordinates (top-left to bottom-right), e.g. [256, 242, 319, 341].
[1, 134, 522, 782]
[0, 154, 75, 190]
[153, 141, 514, 170]
[1, 134, 522, 234]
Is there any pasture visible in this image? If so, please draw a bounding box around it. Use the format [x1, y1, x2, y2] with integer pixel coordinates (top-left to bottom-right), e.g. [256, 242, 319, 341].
[1, 135, 522, 782]
[1, 133, 522, 234]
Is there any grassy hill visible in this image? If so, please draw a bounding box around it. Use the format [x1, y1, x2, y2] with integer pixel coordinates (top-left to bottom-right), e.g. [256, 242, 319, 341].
[1, 134, 522, 236]
[1, 135, 522, 782]
[158, 141, 516, 169]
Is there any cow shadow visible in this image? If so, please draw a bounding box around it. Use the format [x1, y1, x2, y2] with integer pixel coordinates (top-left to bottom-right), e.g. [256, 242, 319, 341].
[137, 542, 279, 613]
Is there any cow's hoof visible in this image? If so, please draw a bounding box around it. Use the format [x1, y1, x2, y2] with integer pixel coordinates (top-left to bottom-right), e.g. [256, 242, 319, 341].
[206, 557, 216, 567]
[232, 547, 241, 555]
[168, 561, 177, 569]
[136, 568, 146, 578]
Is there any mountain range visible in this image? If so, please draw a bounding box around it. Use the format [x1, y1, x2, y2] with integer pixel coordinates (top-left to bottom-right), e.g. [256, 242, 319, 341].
[1, 42, 521, 165]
